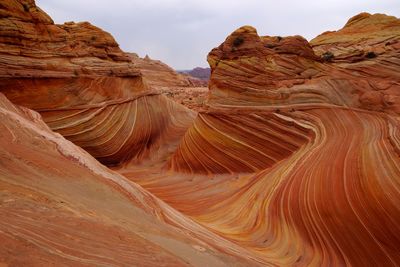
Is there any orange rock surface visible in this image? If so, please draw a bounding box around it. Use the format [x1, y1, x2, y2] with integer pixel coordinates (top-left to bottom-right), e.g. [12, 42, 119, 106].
[203, 15, 400, 114]
[129, 53, 206, 88]
[128, 53, 209, 111]
[124, 13, 400, 266]
[0, 0, 196, 167]
[1, 1, 400, 266]
[0, 92, 261, 266]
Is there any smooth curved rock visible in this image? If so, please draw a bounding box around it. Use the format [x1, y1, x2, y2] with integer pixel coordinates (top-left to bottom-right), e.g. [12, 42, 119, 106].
[130, 107, 400, 266]
[0, 92, 258, 266]
[205, 16, 400, 114]
[169, 13, 400, 174]
[124, 13, 400, 266]
[41, 93, 195, 166]
[0, 0, 196, 167]
[2, 1, 400, 266]
[169, 111, 313, 174]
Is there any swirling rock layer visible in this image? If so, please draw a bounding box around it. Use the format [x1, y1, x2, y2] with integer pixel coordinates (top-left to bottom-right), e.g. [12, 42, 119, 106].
[120, 12, 400, 267]
[0, 0, 196, 167]
[1, 1, 400, 266]
[205, 15, 400, 114]
[169, 111, 313, 174]
[41, 93, 195, 166]
[125, 107, 400, 266]
[0, 93, 258, 266]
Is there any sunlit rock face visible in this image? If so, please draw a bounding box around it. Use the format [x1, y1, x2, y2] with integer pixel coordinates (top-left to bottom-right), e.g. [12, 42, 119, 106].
[0, 0, 196, 167]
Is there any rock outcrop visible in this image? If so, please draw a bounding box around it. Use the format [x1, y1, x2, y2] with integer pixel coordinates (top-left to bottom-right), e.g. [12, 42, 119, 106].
[0, 0, 136, 78]
[132, 13, 400, 266]
[184, 67, 211, 81]
[170, 13, 400, 174]
[129, 53, 193, 88]
[179, 67, 210, 86]
[1, 1, 400, 266]
[202, 15, 400, 114]
[0, 92, 259, 266]
[126, 54, 209, 111]
[0, 0, 195, 167]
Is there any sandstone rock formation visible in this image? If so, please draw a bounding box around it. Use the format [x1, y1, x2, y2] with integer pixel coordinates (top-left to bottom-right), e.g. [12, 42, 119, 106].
[127, 13, 400, 266]
[1, 1, 400, 266]
[129, 53, 192, 88]
[128, 53, 209, 111]
[170, 13, 400, 174]
[183, 67, 211, 81]
[179, 67, 210, 86]
[0, 0, 196, 167]
[0, 92, 259, 266]
[202, 14, 400, 114]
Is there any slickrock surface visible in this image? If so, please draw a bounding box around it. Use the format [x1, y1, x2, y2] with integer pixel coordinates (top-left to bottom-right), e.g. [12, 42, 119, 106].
[169, 111, 313, 174]
[40, 93, 195, 166]
[0, 93, 259, 266]
[120, 13, 400, 266]
[1, 1, 400, 266]
[124, 106, 400, 266]
[170, 13, 400, 174]
[0, 0, 196, 167]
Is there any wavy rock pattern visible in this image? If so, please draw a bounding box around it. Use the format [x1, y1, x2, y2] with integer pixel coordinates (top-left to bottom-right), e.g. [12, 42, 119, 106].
[169, 111, 313, 174]
[169, 13, 400, 174]
[126, 107, 400, 266]
[0, 0, 196, 167]
[0, 93, 260, 266]
[120, 13, 400, 266]
[40, 93, 195, 166]
[204, 15, 400, 114]
[1, 1, 400, 266]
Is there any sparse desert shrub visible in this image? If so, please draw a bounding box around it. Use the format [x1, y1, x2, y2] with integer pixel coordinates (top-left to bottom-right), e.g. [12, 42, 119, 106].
[22, 3, 29, 12]
[277, 36, 283, 42]
[365, 51, 377, 59]
[233, 36, 244, 47]
[322, 51, 334, 62]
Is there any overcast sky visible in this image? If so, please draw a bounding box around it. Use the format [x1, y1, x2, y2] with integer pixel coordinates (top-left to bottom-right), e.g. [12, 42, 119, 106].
[36, 0, 399, 70]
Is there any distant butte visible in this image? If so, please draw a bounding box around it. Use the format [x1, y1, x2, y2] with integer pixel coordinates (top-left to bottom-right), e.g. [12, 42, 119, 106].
[0, 1, 400, 266]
